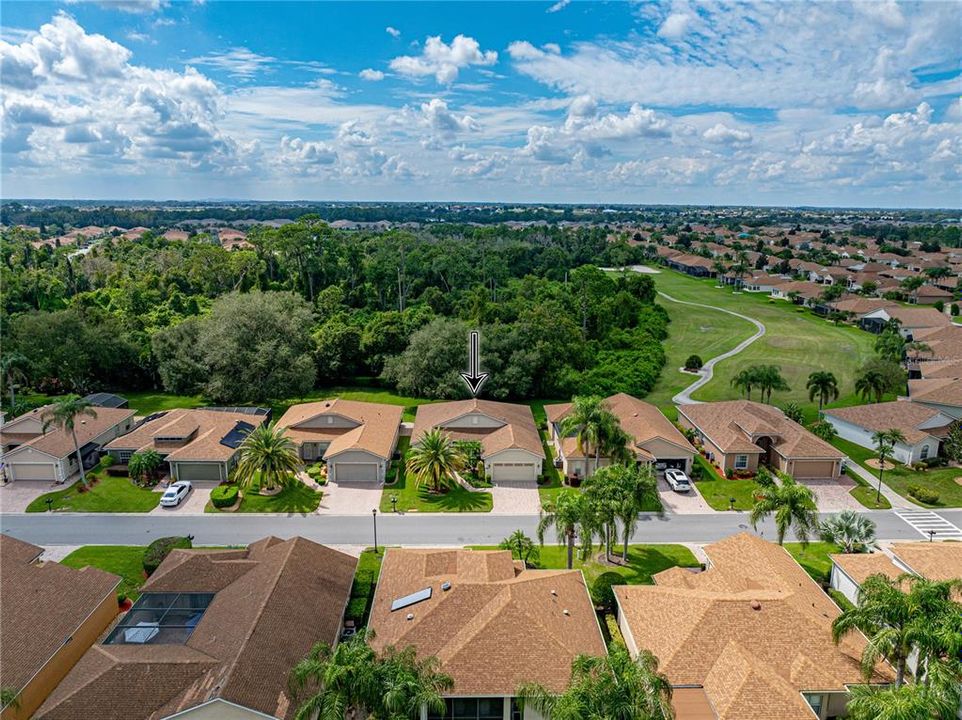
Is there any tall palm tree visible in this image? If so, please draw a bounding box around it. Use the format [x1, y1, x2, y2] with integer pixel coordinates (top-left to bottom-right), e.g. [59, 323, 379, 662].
[845, 680, 961, 720]
[235, 422, 300, 493]
[806, 371, 839, 413]
[581, 467, 625, 563]
[499, 529, 539, 567]
[756, 364, 790, 404]
[538, 488, 589, 570]
[730, 368, 756, 400]
[41, 396, 98, 487]
[871, 428, 906, 504]
[559, 396, 624, 477]
[0, 352, 30, 410]
[518, 645, 674, 720]
[855, 369, 887, 403]
[407, 428, 466, 493]
[749, 474, 819, 546]
[613, 464, 659, 561]
[819, 511, 878, 553]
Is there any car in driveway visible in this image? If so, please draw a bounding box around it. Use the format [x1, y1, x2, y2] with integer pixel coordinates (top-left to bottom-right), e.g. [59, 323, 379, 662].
[160, 480, 192, 507]
[664, 469, 692, 493]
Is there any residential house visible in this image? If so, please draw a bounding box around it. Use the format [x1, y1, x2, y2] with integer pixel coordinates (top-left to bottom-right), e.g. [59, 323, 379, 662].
[0, 535, 120, 720]
[277, 399, 402, 483]
[909, 284, 953, 305]
[858, 306, 951, 337]
[615, 533, 892, 720]
[665, 253, 716, 277]
[367, 548, 606, 720]
[83, 392, 129, 409]
[907, 377, 962, 419]
[162, 229, 190, 241]
[823, 400, 954, 464]
[0, 405, 136, 483]
[545, 393, 695, 480]
[411, 399, 544, 483]
[829, 297, 898, 320]
[771, 280, 822, 305]
[830, 542, 962, 606]
[36, 537, 357, 720]
[677, 401, 844, 479]
[738, 273, 790, 293]
[104, 408, 267, 483]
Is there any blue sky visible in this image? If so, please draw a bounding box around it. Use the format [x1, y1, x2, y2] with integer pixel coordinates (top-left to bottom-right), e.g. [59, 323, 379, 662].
[2, 0, 960, 206]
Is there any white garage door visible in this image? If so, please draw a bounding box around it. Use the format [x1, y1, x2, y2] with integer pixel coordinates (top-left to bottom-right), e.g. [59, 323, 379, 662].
[491, 463, 537, 483]
[335, 463, 379, 483]
[175, 463, 224, 483]
[9, 463, 56, 481]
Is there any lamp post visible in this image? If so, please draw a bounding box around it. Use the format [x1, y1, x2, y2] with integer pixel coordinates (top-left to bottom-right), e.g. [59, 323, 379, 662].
[372, 508, 379, 555]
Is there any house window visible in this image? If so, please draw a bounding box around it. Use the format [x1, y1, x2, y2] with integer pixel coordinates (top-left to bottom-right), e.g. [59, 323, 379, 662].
[510, 699, 523, 720]
[428, 698, 505, 720]
[734, 455, 749, 470]
[920, 444, 929, 460]
[803, 693, 824, 716]
[118, 451, 133, 462]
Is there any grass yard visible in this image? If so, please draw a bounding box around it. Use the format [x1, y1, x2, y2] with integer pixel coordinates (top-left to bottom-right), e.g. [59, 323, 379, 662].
[645, 270, 877, 414]
[206, 477, 322, 513]
[380, 470, 493, 512]
[469, 543, 701, 586]
[691, 455, 757, 510]
[784, 541, 842, 585]
[26, 471, 160, 513]
[537, 432, 565, 508]
[346, 548, 383, 627]
[61, 545, 147, 599]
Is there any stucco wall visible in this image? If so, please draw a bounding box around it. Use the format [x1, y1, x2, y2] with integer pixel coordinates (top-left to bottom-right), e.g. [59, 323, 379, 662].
[825, 416, 925, 464]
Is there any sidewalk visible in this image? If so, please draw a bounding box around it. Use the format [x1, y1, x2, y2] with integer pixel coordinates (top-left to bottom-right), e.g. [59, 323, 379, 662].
[844, 462, 917, 510]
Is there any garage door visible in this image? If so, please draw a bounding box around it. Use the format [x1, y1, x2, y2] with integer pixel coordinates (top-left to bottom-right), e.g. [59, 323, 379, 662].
[335, 463, 379, 483]
[657, 458, 688, 470]
[491, 463, 537, 482]
[792, 460, 838, 479]
[175, 463, 224, 483]
[9, 463, 56, 481]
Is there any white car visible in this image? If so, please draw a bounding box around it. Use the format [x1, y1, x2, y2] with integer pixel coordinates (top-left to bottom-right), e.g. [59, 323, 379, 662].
[160, 480, 192, 507]
[664, 469, 692, 493]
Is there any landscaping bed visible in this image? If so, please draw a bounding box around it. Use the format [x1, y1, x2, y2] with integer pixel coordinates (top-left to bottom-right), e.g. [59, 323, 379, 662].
[379, 470, 492, 513]
[26, 471, 160, 513]
[691, 455, 756, 510]
[205, 478, 321, 513]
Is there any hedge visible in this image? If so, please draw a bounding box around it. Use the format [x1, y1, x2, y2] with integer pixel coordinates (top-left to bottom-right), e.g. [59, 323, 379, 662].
[908, 484, 940, 505]
[210, 484, 240, 509]
[143, 536, 192, 576]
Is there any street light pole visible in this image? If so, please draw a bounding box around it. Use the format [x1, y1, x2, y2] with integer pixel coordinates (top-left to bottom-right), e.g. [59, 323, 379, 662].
[372, 508, 379, 555]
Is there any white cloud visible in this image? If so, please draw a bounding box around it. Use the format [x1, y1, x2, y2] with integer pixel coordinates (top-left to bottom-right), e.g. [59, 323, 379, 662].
[546, 0, 570, 13]
[703, 123, 752, 144]
[389, 34, 497, 84]
[188, 47, 276, 78]
[657, 12, 691, 39]
[359, 68, 385, 81]
[385, 26, 400, 38]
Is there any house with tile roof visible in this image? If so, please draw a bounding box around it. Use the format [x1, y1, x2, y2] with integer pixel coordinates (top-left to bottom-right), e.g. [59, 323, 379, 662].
[677, 401, 844, 479]
[545, 392, 696, 480]
[411, 400, 545, 483]
[104, 408, 267, 484]
[367, 548, 606, 720]
[858, 305, 951, 338]
[0, 535, 120, 720]
[35, 537, 357, 720]
[615, 533, 894, 720]
[908, 377, 962, 419]
[276, 398, 403, 483]
[824, 399, 954, 465]
[0, 405, 135, 483]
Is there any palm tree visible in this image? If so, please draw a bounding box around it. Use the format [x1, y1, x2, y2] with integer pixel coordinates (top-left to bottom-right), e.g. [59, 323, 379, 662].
[581, 467, 625, 563]
[782, 401, 804, 423]
[499, 529, 539, 567]
[0, 352, 29, 410]
[749, 474, 819, 546]
[538, 489, 590, 570]
[819, 511, 877, 553]
[874, 329, 906, 364]
[755, 364, 790, 403]
[855, 369, 887, 403]
[559, 396, 625, 477]
[407, 428, 466, 493]
[614, 464, 659, 561]
[806, 371, 839, 413]
[235, 422, 300, 494]
[808, 419, 838, 442]
[518, 645, 674, 720]
[128, 448, 164, 486]
[846, 680, 961, 720]
[871, 428, 906, 504]
[41, 396, 98, 487]
[730, 368, 756, 400]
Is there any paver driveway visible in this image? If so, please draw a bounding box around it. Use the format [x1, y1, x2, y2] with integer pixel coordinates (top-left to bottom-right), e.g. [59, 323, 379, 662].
[0, 480, 57, 513]
[657, 474, 713, 514]
[490, 481, 541, 515]
[803, 477, 862, 511]
[317, 480, 383, 515]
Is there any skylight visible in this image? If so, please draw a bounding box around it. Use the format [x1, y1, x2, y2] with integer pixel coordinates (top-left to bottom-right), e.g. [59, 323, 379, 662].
[104, 592, 214, 646]
[390, 587, 432, 612]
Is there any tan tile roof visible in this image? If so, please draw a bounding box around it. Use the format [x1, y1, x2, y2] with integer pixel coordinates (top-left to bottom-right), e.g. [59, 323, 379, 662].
[918, 359, 962, 379]
[889, 542, 962, 583]
[105, 408, 266, 463]
[911, 326, 962, 362]
[672, 687, 718, 720]
[1, 405, 135, 460]
[909, 377, 962, 408]
[545, 393, 694, 460]
[866, 306, 951, 328]
[830, 297, 898, 314]
[368, 549, 605, 696]
[615, 533, 893, 720]
[411, 400, 544, 459]
[678, 401, 843, 460]
[37, 537, 357, 720]
[830, 552, 901, 586]
[0, 535, 120, 696]
[277, 399, 403, 460]
[824, 400, 953, 445]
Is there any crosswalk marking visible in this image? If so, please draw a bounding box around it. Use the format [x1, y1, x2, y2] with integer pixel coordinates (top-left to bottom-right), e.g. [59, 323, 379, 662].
[894, 508, 962, 540]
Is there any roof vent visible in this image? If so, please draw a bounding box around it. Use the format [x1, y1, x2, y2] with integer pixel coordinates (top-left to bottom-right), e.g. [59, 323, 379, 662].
[563, 609, 570, 616]
[441, 581, 451, 591]
[550, 589, 557, 596]
[406, 613, 414, 621]
[750, 600, 761, 611]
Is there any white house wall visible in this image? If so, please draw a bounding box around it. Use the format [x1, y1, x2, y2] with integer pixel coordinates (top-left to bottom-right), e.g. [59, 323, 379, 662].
[824, 415, 928, 465]
[829, 563, 861, 606]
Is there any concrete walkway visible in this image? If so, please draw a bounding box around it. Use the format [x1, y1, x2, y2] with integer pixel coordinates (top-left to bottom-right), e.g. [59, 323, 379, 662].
[658, 290, 767, 405]
[843, 461, 917, 509]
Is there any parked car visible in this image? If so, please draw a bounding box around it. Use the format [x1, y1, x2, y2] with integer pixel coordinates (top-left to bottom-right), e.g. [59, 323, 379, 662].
[664, 469, 692, 492]
[160, 480, 192, 507]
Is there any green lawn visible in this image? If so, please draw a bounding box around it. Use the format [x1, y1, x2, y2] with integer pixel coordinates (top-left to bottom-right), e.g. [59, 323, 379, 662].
[537, 430, 565, 508]
[469, 543, 700, 586]
[645, 270, 877, 414]
[123, 390, 206, 415]
[784, 541, 842, 585]
[61, 545, 147, 599]
[26, 471, 160, 513]
[346, 548, 383, 627]
[380, 469, 493, 512]
[206, 477, 322, 513]
[691, 456, 757, 510]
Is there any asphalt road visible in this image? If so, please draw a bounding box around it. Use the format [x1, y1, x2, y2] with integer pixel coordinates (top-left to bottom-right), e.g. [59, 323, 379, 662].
[3, 509, 960, 548]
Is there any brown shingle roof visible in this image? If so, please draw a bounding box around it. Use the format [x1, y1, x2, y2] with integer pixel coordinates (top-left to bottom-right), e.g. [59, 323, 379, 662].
[36, 537, 356, 720]
[1, 406, 135, 460]
[0, 535, 120, 696]
[277, 398, 403, 460]
[909, 377, 962, 408]
[864, 306, 951, 329]
[411, 400, 544, 459]
[824, 400, 953, 445]
[889, 542, 962, 583]
[368, 549, 605, 696]
[615, 533, 893, 720]
[830, 552, 901, 586]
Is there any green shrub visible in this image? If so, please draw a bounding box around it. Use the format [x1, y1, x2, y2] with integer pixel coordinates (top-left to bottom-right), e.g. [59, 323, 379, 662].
[922, 457, 946, 468]
[590, 572, 622, 610]
[143, 536, 192, 576]
[210, 484, 239, 509]
[684, 354, 703, 371]
[725, 467, 734, 479]
[908, 484, 940, 505]
[306, 462, 325, 477]
[951, 303, 959, 317]
[345, 596, 368, 621]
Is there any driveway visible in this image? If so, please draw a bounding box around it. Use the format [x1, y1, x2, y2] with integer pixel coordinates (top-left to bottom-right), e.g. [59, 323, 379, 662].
[657, 475, 714, 514]
[149, 486, 211, 515]
[0, 480, 57, 513]
[489, 482, 541, 515]
[317, 480, 383, 515]
[802, 477, 863, 512]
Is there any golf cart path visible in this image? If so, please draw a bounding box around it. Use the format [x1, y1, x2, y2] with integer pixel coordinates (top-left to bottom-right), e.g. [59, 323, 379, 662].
[658, 290, 766, 405]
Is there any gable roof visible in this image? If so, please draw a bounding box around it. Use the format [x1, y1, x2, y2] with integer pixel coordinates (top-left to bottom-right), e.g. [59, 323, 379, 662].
[615, 533, 893, 720]
[909, 377, 962, 408]
[411, 399, 544, 459]
[277, 398, 403, 460]
[36, 537, 357, 720]
[368, 548, 605, 696]
[889, 542, 962, 584]
[1, 405, 135, 460]
[862, 306, 951, 329]
[824, 400, 954, 445]
[0, 535, 120, 698]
